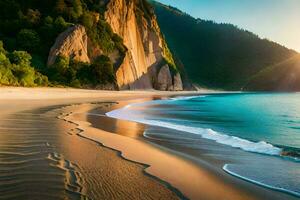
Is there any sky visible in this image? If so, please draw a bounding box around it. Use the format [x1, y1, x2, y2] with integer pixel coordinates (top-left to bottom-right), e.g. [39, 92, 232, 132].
[157, 0, 300, 52]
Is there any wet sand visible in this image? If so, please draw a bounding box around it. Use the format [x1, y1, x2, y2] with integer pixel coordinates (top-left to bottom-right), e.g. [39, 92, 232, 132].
[0, 87, 297, 200]
[63, 98, 300, 200]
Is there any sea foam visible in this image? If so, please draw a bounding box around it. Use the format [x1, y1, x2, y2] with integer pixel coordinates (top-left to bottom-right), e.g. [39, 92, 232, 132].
[223, 164, 300, 197]
[170, 95, 205, 101]
[106, 101, 282, 156]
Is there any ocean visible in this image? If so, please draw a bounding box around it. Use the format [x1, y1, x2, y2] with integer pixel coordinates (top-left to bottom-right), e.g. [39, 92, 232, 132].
[106, 93, 300, 198]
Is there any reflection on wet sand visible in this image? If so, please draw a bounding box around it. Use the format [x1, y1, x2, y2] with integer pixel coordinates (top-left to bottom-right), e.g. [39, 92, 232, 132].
[64, 99, 300, 200]
[2, 96, 298, 200]
[54, 102, 180, 200]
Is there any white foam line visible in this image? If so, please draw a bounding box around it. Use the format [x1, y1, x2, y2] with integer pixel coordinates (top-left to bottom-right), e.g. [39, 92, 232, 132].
[170, 95, 205, 101]
[223, 164, 300, 197]
[106, 102, 282, 156]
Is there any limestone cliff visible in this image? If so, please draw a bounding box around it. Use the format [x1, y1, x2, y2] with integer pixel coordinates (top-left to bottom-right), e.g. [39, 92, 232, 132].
[47, 25, 90, 66]
[105, 0, 182, 90]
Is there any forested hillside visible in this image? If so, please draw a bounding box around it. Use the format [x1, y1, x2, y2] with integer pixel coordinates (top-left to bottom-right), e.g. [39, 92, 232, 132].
[0, 0, 183, 90]
[151, 1, 297, 90]
[245, 55, 300, 91]
[1, 0, 298, 91]
[0, 0, 120, 87]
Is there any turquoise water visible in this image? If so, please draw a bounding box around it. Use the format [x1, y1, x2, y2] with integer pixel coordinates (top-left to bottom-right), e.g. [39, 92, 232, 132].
[169, 93, 300, 151]
[107, 93, 300, 197]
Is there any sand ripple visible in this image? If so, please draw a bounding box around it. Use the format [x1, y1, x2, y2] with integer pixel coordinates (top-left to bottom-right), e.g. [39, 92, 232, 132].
[0, 107, 89, 200]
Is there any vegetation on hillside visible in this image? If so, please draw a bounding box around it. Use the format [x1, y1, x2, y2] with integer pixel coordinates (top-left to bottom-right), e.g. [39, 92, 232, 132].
[0, 41, 48, 86]
[151, 1, 297, 90]
[244, 55, 300, 91]
[2, 0, 295, 90]
[48, 54, 115, 88]
[0, 0, 121, 88]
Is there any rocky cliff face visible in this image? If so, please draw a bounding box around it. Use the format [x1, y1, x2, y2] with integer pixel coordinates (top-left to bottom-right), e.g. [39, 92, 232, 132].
[47, 25, 90, 66]
[105, 0, 182, 90]
[47, 0, 183, 91]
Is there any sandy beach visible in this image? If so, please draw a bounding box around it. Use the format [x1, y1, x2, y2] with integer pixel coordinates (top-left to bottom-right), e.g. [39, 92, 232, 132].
[0, 87, 298, 200]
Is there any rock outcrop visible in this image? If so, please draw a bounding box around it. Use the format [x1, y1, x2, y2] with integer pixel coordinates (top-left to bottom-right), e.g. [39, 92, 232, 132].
[173, 72, 183, 91]
[156, 65, 173, 91]
[47, 25, 90, 66]
[156, 65, 184, 91]
[105, 0, 181, 90]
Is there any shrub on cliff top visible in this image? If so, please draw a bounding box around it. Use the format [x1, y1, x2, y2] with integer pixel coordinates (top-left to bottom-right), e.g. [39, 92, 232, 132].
[80, 11, 127, 56]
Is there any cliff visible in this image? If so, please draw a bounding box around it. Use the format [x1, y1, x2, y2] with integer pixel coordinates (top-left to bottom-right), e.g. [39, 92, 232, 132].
[46, 0, 183, 91]
[105, 0, 182, 90]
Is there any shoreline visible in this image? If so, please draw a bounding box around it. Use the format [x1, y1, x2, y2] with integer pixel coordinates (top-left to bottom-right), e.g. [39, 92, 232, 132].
[0, 88, 196, 199]
[61, 96, 299, 200]
[0, 87, 219, 100]
[0, 87, 297, 200]
[0, 87, 204, 200]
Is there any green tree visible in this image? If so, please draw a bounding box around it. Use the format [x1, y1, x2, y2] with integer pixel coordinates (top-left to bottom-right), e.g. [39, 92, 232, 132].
[24, 9, 41, 26]
[12, 64, 36, 86]
[70, 79, 81, 88]
[71, 0, 83, 21]
[0, 46, 16, 86]
[39, 16, 55, 40]
[0, 64, 16, 85]
[80, 12, 94, 30]
[48, 55, 70, 83]
[55, 0, 67, 15]
[44, 16, 54, 25]
[0, 41, 7, 55]
[9, 51, 36, 86]
[34, 72, 49, 86]
[0, 42, 48, 87]
[92, 55, 115, 84]
[17, 29, 41, 52]
[10, 51, 32, 66]
[88, 20, 116, 54]
[0, 43, 11, 69]
[54, 16, 69, 32]
[54, 55, 70, 72]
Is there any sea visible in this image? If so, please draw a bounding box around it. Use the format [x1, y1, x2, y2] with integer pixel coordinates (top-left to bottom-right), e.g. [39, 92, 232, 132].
[106, 93, 300, 198]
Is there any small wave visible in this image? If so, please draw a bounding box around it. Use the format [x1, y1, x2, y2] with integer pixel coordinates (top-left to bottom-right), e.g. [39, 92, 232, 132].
[170, 95, 205, 101]
[106, 107, 282, 156]
[223, 164, 300, 197]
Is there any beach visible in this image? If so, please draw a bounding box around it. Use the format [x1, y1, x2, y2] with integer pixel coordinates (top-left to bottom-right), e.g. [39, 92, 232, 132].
[0, 87, 298, 200]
